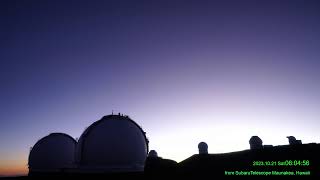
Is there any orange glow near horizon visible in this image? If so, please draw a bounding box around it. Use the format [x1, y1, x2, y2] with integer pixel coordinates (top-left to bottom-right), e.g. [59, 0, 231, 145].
[0, 164, 28, 177]
[0, 154, 28, 177]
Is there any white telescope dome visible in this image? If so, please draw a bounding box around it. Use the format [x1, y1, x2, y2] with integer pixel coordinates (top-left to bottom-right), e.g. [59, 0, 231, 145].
[28, 133, 76, 173]
[76, 114, 149, 172]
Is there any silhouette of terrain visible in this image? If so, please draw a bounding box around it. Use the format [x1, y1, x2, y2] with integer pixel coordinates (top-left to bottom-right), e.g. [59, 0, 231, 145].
[1, 142, 319, 179]
[27, 138, 320, 178]
[3, 114, 320, 179]
[177, 143, 320, 178]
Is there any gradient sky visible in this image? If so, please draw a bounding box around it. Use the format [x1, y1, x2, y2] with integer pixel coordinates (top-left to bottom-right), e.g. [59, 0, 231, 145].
[1, 0, 320, 176]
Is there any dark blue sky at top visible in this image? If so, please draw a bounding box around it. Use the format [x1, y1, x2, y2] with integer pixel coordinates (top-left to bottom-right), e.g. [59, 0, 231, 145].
[1, 0, 320, 174]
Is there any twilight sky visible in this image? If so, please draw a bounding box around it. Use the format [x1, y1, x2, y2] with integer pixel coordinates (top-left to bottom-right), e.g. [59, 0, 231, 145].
[1, 0, 320, 176]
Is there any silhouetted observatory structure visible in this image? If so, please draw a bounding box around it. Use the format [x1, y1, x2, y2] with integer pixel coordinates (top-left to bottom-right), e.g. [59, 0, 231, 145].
[75, 114, 149, 173]
[28, 114, 149, 176]
[249, 136, 263, 150]
[28, 133, 76, 175]
[144, 149, 178, 176]
[178, 137, 320, 177]
[287, 136, 302, 145]
[198, 142, 208, 154]
[29, 115, 320, 177]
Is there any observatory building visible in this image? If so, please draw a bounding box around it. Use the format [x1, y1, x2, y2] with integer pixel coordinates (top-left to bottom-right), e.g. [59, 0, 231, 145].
[249, 136, 263, 150]
[144, 149, 178, 175]
[148, 150, 158, 158]
[75, 114, 149, 173]
[28, 133, 76, 174]
[198, 142, 208, 154]
[287, 136, 302, 145]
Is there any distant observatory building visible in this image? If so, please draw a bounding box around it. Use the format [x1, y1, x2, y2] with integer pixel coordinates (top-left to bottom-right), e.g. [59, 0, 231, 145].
[148, 150, 158, 158]
[287, 136, 302, 145]
[75, 114, 149, 173]
[249, 136, 263, 150]
[28, 133, 76, 174]
[198, 142, 208, 154]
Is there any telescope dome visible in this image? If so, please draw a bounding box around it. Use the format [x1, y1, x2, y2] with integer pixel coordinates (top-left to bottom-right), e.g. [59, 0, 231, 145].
[28, 133, 76, 173]
[249, 136, 263, 150]
[76, 114, 149, 172]
[198, 142, 208, 154]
